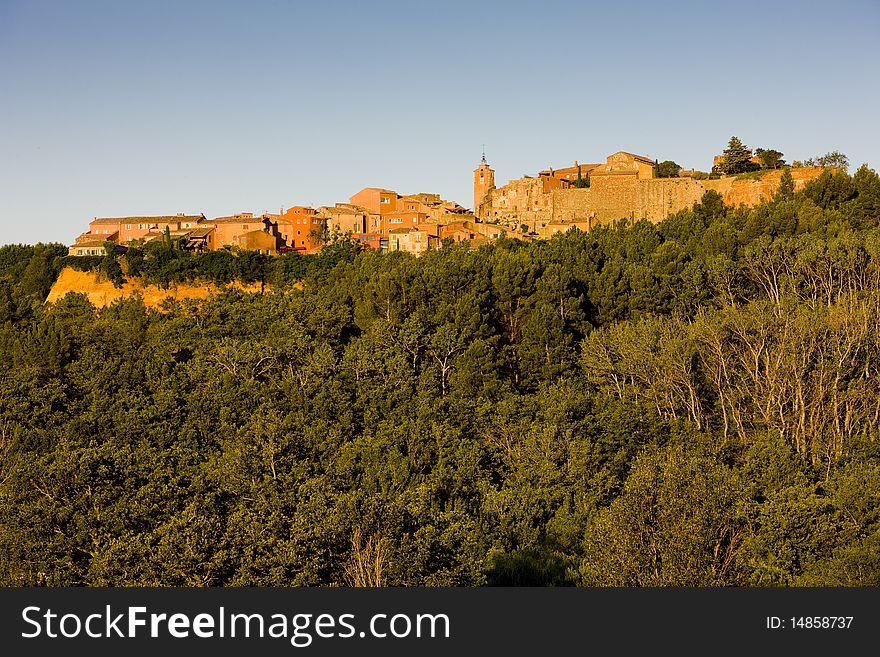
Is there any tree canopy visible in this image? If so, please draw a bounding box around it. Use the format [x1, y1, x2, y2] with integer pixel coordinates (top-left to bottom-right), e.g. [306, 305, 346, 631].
[716, 136, 760, 175]
[2, 165, 880, 586]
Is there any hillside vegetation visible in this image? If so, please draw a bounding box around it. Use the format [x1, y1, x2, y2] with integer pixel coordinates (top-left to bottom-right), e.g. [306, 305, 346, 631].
[2, 167, 880, 586]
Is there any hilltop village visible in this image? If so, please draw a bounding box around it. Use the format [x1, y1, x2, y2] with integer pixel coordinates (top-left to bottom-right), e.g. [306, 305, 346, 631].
[70, 149, 830, 258]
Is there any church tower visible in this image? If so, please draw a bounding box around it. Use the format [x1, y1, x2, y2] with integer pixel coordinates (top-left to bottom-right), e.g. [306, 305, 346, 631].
[473, 149, 495, 220]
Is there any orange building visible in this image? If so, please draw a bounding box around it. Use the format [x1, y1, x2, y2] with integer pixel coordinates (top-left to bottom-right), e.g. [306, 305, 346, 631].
[200, 213, 282, 251]
[277, 206, 324, 252]
[87, 214, 205, 243]
[237, 230, 281, 255]
[353, 233, 385, 252]
[474, 154, 495, 212]
[349, 188, 401, 215]
[380, 211, 433, 233]
[537, 161, 600, 189]
[88, 217, 123, 238]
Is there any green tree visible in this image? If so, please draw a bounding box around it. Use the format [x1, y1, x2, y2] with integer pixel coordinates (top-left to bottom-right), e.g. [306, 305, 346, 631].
[775, 168, 795, 200]
[815, 151, 849, 172]
[717, 136, 759, 175]
[755, 148, 784, 169]
[578, 444, 747, 586]
[657, 160, 682, 178]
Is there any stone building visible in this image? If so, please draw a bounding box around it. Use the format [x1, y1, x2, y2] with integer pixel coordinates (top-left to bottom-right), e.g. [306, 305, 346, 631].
[318, 203, 378, 236]
[478, 151, 830, 232]
[348, 187, 469, 236]
[387, 226, 440, 256]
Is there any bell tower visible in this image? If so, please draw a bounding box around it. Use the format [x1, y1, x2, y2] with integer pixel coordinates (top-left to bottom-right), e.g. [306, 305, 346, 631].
[473, 148, 495, 220]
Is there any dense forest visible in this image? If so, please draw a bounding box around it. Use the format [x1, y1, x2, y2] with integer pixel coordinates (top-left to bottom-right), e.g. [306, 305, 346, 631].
[2, 167, 880, 586]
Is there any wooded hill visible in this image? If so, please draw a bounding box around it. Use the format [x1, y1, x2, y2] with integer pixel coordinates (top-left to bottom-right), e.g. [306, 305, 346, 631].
[1, 166, 879, 586]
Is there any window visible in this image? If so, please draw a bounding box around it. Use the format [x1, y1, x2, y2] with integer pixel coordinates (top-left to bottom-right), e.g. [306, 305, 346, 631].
[125, 224, 131, 230]
[243, 224, 248, 230]
[380, 196, 390, 203]
[389, 218, 402, 224]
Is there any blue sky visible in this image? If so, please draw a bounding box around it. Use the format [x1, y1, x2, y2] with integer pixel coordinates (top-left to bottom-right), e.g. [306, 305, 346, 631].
[1, 0, 878, 245]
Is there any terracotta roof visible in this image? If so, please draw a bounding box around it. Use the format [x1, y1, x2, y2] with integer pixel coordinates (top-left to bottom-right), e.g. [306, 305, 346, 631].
[320, 206, 360, 215]
[354, 187, 398, 195]
[615, 151, 656, 165]
[70, 240, 107, 248]
[91, 215, 203, 225]
[322, 205, 373, 216]
[538, 162, 600, 176]
[206, 216, 269, 224]
[187, 227, 214, 238]
[81, 230, 118, 240]
[401, 193, 442, 203]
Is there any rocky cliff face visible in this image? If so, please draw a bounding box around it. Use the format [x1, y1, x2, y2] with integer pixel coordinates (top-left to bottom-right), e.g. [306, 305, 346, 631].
[46, 268, 267, 309]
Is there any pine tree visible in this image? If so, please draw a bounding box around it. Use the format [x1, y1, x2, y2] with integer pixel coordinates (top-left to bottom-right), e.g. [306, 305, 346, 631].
[775, 168, 794, 200]
[718, 136, 756, 175]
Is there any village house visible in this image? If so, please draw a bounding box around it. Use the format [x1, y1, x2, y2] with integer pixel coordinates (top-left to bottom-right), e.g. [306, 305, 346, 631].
[277, 206, 323, 252]
[317, 203, 380, 237]
[352, 233, 386, 252]
[439, 219, 507, 242]
[387, 226, 439, 256]
[538, 219, 593, 239]
[70, 213, 208, 256]
[105, 214, 206, 243]
[69, 240, 111, 257]
[347, 187, 469, 236]
[199, 213, 283, 254]
[349, 188, 402, 216]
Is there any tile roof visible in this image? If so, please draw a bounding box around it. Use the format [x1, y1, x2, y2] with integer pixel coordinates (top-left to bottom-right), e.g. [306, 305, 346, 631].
[319, 205, 368, 215]
[205, 216, 269, 224]
[90, 215, 203, 225]
[616, 151, 656, 164]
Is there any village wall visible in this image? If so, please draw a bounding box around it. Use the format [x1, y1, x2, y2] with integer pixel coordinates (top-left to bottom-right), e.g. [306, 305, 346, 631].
[530, 166, 830, 228]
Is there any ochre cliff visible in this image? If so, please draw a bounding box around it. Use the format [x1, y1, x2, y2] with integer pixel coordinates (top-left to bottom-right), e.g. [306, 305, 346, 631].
[46, 268, 267, 309]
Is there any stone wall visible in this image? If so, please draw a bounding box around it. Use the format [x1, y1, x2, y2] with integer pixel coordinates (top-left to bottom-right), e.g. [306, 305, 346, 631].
[481, 159, 830, 233]
[480, 176, 552, 230]
[703, 166, 826, 207]
[550, 188, 593, 224]
[588, 174, 640, 223]
[546, 167, 829, 227]
[637, 178, 706, 222]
